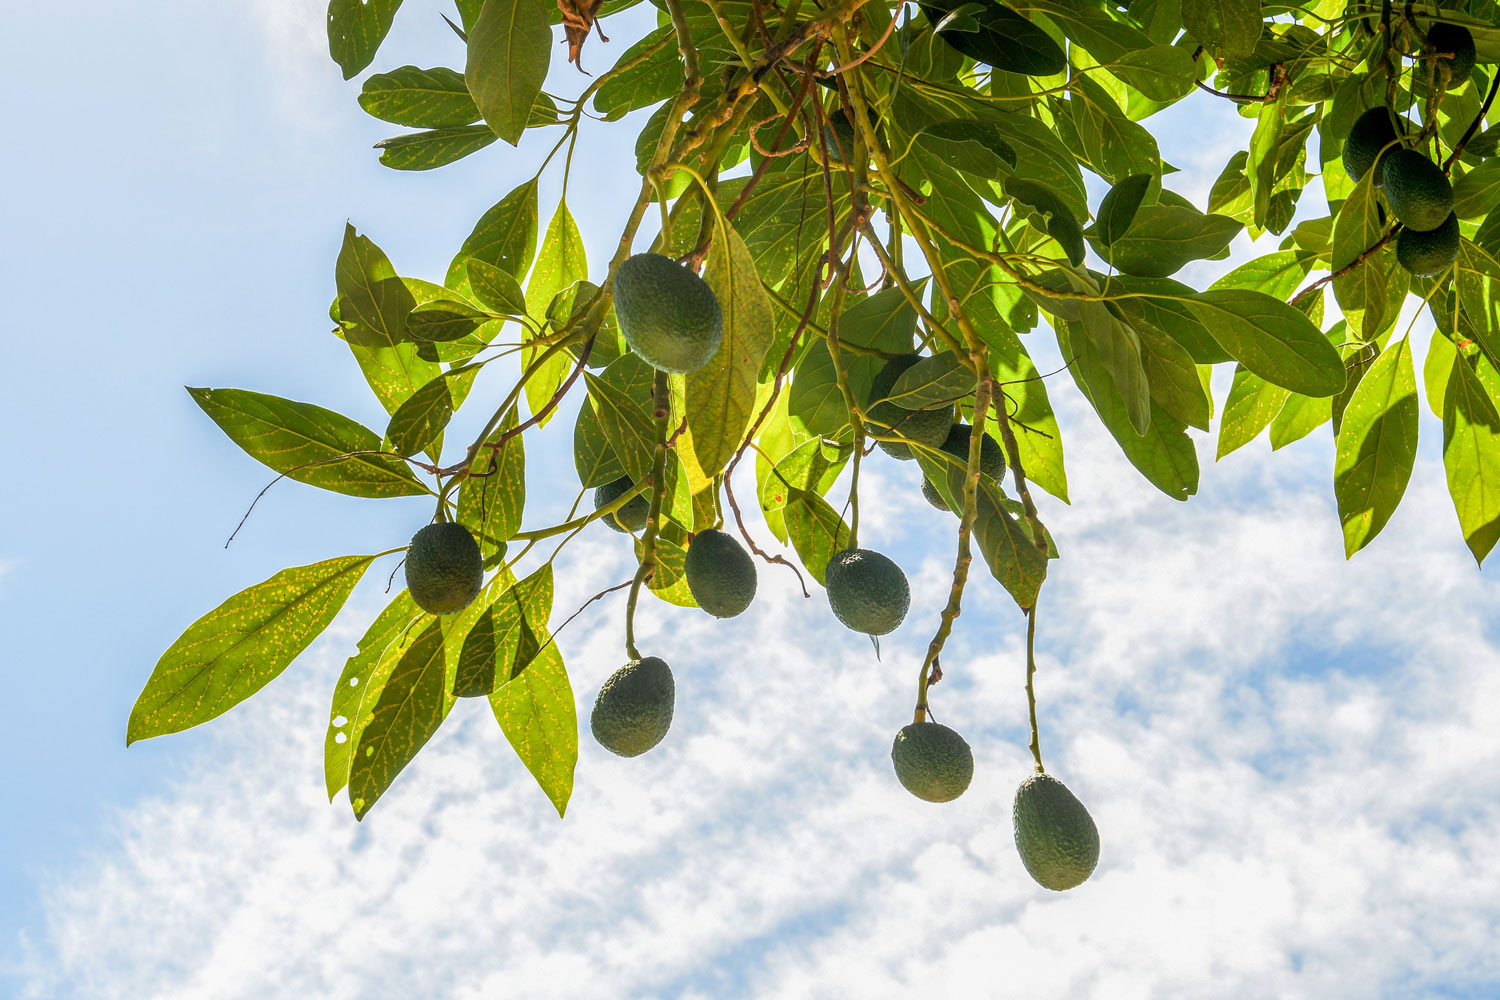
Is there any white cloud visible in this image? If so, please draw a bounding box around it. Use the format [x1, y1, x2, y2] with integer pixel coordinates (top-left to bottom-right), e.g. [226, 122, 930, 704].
[11, 388, 1500, 999]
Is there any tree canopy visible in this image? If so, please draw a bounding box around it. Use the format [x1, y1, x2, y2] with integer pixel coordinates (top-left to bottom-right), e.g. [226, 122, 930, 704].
[130, 0, 1500, 888]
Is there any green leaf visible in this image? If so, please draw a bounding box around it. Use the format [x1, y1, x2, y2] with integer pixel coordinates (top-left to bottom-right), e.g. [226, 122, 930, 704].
[1216, 365, 1288, 459]
[1334, 336, 1418, 557]
[574, 354, 652, 486]
[1331, 175, 1389, 342]
[973, 481, 1048, 611]
[129, 555, 375, 743]
[1443, 352, 1500, 565]
[327, 0, 404, 79]
[187, 387, 427, 498]
[914, 120, 1018, 178]
[594, 26, 682, 120]
[1453, 159, 1500, 221]
[1090, 205, 1242, 277]
[465, 258, 528, 315]
[1186, 289, 1346, 396]
[1069, 78, 1164, 184]
[1004, 177, 1086, 266]
[888, 352, 973, 408]
[585, 371, 655, 482]
[1059, 320, 1199, 500]
[923, 0, 1065, 75]
[458, 409, 526, 564]
[1121, 310, 1212, 430]
[1247, 96, 1283, 230]
[359, 66, 480, 127]
[524, 201, 587, 424]
[1079, 298, 1151, 434]
[325, 592, 423, 800]
[453, 607, 500, 697]
[446, 178, 540, 290]
[465, 0, 552, 145]
[375, 125, 499, 170]
[406, 296, 491, 342]
[1096, 173, 1152, 247]
[349, 618, 448, 819]
[1110, 44, 1197, 102]
[784, 488, 851, 585]
[689, 223, 773, 478]
[758, 438, 848, 513]
[385, 364, 479, 457]
[1455, 240, 1500, 361]
[1181, 0, 1262, 59]
[336, 224, 441, 415]
[490, 635, 576, 816]
[1269, 391, 1332, 450]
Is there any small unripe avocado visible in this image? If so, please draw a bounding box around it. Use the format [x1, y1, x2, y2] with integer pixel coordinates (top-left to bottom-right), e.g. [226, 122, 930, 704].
[1343, 107, 1405, 186]
[591, 656, 675, 757]
[892, 722, 974, 802]
[594, 476, 650, 533]
[1427, 22, 1476, 87]
[405, 522, 484, 615]
[922, 423, 1006, 510]
[684, 529, 757, 618]
[613, 253, 723, 373]
[1396, 211, 1460, 276]
[825, 548, 910, 635]
[866, 354, 956, 461]
[1013, 771, 1100, 891]
[1381, 148, 1454, 232]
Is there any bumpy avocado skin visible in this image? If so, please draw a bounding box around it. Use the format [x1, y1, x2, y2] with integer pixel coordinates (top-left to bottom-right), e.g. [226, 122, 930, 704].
[866, 355, 956, 461]
[1396, 211, 1460, 276]
[594, 476, 650, 533]
[1381, 149, 1454, 232]
[684, 529, 758, 618]
[1428, 22, 1476, 87]
[613, 253, 723, 374]
[892, 722, 975, 802]
[405, 522, 484, 615]
[591, 656, 676, 757]
[1342, 107, 1404, 186]
[923, 423, 1007, 509]
[1013, 772, 1101, 891]
[825, 548, 910, 635]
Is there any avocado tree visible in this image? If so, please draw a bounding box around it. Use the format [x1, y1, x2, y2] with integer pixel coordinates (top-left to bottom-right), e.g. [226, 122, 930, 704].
[128, 0, 1500, 892]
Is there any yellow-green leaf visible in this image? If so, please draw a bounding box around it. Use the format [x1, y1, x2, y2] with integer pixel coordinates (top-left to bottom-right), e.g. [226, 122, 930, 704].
[689, 223, 773, 478]
[1334, 337, 1418, 557]
[490, 636, 575, 816]
[349, 618, 448, 819]
[1443, 352, 1500, 565]
[129, 555, 375, 743]
[325, 592, 423, 799]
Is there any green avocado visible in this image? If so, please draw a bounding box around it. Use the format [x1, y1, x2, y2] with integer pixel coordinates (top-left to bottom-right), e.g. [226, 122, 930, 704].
[1343, 107, 1406, 187]
[866, 354, 956, 461]
[591, 656, 675, 757]
[1427, 22, 1476, 87]
[825, 548, 910, 635]
[1013, 771, 1100, 891]
[892, 722, 974, 802]
[405, 522, 484, 616]
[594, 475, 650, 534]
[1396, 211, 1460, 276]
[1381, 148, 1455, 232]
[613, 253, 723, 373]
[684, 528, 757, 618]
[921, 422, 1006, 511]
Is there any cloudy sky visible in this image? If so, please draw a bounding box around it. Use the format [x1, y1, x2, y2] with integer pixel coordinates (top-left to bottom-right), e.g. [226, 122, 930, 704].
[2, 2, 1497, 998]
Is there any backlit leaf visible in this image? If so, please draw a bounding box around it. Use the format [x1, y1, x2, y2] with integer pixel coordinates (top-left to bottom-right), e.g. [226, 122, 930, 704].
[129, 555, 375, 743]
[328, 0, 404, 79]
[349, 618, 447, 819]
[1334, 337, 1418, 557]
[188, 387, 427, 498]
[466, 0, 552, 144]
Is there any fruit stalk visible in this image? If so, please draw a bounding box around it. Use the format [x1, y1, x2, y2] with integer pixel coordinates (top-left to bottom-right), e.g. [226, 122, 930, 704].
[1025, 600, 1044, 771]
[913, 367, 992, 724]
[624, 369, 674, 660]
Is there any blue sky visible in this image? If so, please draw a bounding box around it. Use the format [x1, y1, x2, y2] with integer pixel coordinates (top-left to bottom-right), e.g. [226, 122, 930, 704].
[3, 1, 1499, 997]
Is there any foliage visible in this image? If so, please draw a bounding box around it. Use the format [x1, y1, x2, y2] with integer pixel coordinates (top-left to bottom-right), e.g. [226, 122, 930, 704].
[132, 0, 1500, 887]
